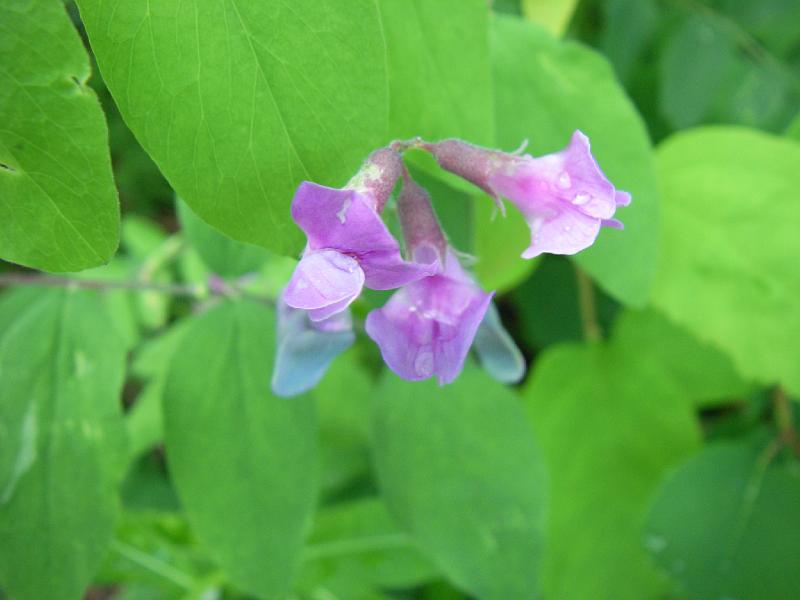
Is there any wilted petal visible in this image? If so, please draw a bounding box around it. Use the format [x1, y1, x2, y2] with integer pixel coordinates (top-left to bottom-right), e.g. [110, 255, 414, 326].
[473, 303, 526, 384]
[283, 249, 364, 321]
[272, 298, 354, 397]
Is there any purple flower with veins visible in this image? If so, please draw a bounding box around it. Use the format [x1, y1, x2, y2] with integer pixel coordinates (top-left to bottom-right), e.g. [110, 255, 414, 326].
[425, 130, 631, 259]
[283, 149, 439, 321]
[365, 175, 493, 384]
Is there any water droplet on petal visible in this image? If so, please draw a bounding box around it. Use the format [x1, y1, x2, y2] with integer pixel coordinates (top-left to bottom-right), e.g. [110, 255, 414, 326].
[572, 193, 591, 206]
[557, 172, 571, 189]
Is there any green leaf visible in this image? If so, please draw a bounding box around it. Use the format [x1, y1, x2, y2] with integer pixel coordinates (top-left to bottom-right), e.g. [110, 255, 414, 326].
[373, 366, 546, 599]
[0, 0, 119, 271]
[491, 15, 659, 306]
[297, 497, 436, 597]
[787, 111, 800, 140]
[645, 437, 800, 599]
[163, 299, 317, 598]
[313, 347, 374, 495]
[380, 0, 494, 145]
[521, 0, 579, 36]
[177, 198, 271, 277]
[613, 308, 751, 407]
[76, 0, 388, 255]
[522, 332, 700, 599]
[653, 127, 800, 395]
[0, 289, 127, 600]
[658, 15, 738, 129]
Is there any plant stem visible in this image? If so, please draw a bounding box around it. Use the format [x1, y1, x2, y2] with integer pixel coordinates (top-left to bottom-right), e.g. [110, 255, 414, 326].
[0, 273, 205, 298]
[110, 540, 196, 590]
[301, 533, 413, 562]
[773, 387, 800, 455]
[574, 265, 601, 342]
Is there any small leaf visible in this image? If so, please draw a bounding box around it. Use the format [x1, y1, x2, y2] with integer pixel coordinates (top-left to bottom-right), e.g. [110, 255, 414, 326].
[0, 289, 127, 600]
[0, 0, 119, 271]
[373, 366, 546, 599]
[163, 299, 317, 598]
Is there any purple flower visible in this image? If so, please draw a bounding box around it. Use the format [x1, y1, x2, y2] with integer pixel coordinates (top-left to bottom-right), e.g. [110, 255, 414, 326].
[283, 182, 438, 321]
[366, 248, 493, 384]
[426, 130, 630, 258]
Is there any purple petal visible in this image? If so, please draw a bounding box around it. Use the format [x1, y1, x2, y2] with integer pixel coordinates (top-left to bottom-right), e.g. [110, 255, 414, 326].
[365, 253, 492, 384]
[521, 205, 602, 259]
[291, 182, 397, 254]
[601, 218, 624, 230]
[558, 131, 617, 219]
[615, 190, 632, 206]
[360, 249, 440, 290]
[283, 250, 364, 319]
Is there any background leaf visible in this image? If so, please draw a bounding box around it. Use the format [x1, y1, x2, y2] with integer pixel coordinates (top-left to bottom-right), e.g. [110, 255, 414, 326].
[653, 127, 800, 395]
[522, 327, 700, 600]
[491, 15, 659, 306]
[177, 198, 270, 278]
[645, 436, 800, 600]
[0, 289, 126, 600]
[76, 0, 388, 255]
[0, 0, 119, 271]
[373, 366, 546, 599]
[163, 299, 317, 598]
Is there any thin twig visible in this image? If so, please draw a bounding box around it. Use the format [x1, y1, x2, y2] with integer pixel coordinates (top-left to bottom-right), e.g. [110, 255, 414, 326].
[574, 265, 601, 342]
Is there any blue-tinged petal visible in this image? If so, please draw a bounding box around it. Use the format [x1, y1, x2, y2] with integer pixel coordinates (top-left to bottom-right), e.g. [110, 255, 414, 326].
[473, 302, 526, 384]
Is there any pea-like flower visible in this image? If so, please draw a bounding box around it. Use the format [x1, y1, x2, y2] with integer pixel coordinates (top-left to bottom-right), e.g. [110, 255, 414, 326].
[425, 130, 631, 258]
[283, 149, 439, 321]
[365, 175, 492, 384]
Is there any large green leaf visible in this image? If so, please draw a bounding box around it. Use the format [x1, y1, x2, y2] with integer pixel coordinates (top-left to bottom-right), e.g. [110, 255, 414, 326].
[163, 299, 317, 598]
[645, 437, 800, 599]
[653, 127, 800, 395]
[522, 331, 700, 599]
[491, 15, 659, 306]
[380, 0, 493, 145]
[0, 289, 126, 600]
[373, 367, 546, 599]
[77, 0, 388, 255]
[0, 0, 119, 271]
[613, 308, 750, 407]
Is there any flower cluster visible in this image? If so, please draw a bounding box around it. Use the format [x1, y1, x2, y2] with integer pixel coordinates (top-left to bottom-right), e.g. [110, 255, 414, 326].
[271, 132, 629, 396]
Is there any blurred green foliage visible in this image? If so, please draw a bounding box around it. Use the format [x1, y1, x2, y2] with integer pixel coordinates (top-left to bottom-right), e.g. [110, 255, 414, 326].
[1, 0, 799, 599]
